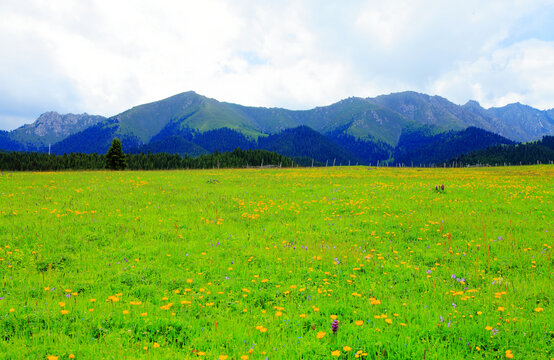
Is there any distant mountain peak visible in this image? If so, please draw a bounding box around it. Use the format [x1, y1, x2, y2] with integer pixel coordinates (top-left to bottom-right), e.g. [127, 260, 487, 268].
[464, 100, 481, 107]
[8, 112, 106, 148]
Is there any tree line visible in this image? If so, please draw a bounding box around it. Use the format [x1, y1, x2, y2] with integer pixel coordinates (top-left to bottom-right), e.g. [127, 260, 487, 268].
[0, 147, 294, 171]
[450, 135, 554, 166]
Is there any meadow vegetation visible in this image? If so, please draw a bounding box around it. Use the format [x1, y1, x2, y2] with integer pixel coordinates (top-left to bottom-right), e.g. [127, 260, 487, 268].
[0, 166, 552, 359]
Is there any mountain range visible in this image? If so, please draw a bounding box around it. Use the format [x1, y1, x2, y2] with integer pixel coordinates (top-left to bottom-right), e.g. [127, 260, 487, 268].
[1, 91, 553, 165]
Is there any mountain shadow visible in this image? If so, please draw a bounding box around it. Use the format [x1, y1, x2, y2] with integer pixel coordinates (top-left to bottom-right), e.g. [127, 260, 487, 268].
[394, 126, 515, 166]
[257, 126, 361, 165]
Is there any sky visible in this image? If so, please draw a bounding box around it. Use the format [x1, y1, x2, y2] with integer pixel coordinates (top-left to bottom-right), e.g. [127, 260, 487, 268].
[1, 0, 554, 130]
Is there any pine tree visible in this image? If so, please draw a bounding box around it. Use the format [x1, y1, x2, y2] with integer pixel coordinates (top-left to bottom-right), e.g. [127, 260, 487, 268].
[106, 138, 127, 170]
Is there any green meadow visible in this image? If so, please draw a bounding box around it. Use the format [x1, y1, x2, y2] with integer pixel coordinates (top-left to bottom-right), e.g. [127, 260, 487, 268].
[0, 166, 552, 359]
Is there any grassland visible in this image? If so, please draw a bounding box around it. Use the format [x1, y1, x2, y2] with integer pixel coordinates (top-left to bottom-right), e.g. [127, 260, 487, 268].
[0, 166, 552, 359]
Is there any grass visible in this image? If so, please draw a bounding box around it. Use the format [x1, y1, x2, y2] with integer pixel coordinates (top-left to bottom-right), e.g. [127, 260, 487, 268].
[0, 166, 552, 359]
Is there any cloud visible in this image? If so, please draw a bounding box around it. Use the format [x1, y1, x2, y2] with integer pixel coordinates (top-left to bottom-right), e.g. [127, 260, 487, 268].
[430, 39, 554, 109]
[0, 0, 553, 130]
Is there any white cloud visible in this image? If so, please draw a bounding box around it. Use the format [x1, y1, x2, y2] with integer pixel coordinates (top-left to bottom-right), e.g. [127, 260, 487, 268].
[0, 0, 553, 130]
[430, 39, 554, 109]
[355, 0, 417, 49]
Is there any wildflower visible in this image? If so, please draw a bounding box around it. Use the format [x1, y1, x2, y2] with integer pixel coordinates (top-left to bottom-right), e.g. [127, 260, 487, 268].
[255, 325, 267, 332]
[153, 342, 160, 348]
[505, 349, 514, 358]
[355, 320, 363, 326]
[343, 346, 352, 351]
[498, 307, 505, 312]
[219, 355, 228, 360]
[385, 318, 392, 325]
[299, 314, 307, 318]
[61, 310, 69, 315]
[534, 307, 544, 312]
[485, 326, 493, 331]
[47, 356, 58, 360]
[332, 319, 339, 333]
[316, 331, 326, 339]
[68, 355, 75, 359]
[331, 350, 341, 357]
[241, 356, 249, 360]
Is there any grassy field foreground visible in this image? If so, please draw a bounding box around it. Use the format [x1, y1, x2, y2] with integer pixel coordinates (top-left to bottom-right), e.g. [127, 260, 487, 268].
[0, 166, 552, 359]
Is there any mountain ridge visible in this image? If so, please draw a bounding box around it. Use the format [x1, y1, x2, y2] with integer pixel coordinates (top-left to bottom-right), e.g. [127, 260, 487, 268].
[9, 112, 106, 150]
[1, 91, 553, 165]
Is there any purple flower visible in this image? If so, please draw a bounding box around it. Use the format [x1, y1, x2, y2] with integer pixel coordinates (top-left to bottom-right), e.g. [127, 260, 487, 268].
[426, 270, 432, 274]
[452, 303, 457, 308]
[451, 274, 456, 279]
[331, 319, 339, 333]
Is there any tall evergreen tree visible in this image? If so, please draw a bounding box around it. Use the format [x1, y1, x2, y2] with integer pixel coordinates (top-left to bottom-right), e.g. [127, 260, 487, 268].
[106, 138, 127, 170]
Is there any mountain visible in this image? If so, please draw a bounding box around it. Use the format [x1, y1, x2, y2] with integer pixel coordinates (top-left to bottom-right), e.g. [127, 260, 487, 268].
[129, 135, 208, 157]
[486, 103, 554, 142]
[371, 92, 554, 142]
[108, 91, 552, 147]
[325, 124, 393, 164]
[452, 135, 554, 165]
[393, 126, 515, 165]
[108, 92, 411, 147]
[8, 112, 105, 150]
[257, 126, 360, 164]
[0, 130, 25, 152]
[131, 127, 256, 156]
[371, 91, 471, 130]
[50, 120, 141, 155]
[231, 96, 411, 145]
[1, 90, 552, 165]
[113, 91, 265, 144]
